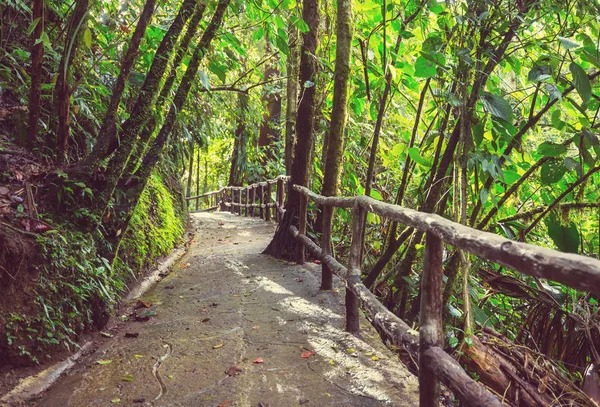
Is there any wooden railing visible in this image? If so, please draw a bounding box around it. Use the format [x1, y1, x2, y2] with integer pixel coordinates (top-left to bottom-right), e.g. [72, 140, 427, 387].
[289, 184, 600, 407]
[185, 175, 290, 221]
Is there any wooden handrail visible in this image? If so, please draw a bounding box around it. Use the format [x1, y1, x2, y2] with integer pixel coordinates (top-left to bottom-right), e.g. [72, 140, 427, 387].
[185, 176, 290, 221]
[290, 183, 600, 406]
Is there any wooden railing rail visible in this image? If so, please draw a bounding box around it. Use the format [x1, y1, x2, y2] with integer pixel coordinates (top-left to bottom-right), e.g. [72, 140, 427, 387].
[185, 176, 290, 222]
[290, 184, 600, 407]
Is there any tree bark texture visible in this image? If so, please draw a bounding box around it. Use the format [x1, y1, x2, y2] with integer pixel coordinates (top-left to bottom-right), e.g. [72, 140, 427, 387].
[320, 0, 353, 290]
[55, 0, 89, 161]
[229, 93, 249, 186]
[284, 25, 299, 175]
[84, 0, 157, 167]
[101, 0, 231, 246]
[27, 0, 44, 147]
[94, 0, 199, 213]
[262, 0, 320, 260]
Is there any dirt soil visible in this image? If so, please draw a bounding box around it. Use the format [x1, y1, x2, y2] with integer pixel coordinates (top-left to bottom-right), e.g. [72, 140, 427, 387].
[7, 212, 418, 407]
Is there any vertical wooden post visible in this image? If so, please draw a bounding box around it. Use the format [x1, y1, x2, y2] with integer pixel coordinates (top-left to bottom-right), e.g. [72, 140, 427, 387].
[345, 200, 364, 333]
[295, 192, 307, 264]
[245, 187, 249, 217]
[419, 231, 444, 407]
[229, 189, 234, 214]
[259, 184, 264, 220]
[250, 186, 255, 217]
[276, 177, 284, 222]
[237, 188, 242, 215]
[196, 195, 199, 211]
[266, 182, 272, 221]
[321, 205, 333, 290]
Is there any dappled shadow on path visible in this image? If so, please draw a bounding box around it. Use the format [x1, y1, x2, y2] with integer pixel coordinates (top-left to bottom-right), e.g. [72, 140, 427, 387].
[35, 212, 418, 407]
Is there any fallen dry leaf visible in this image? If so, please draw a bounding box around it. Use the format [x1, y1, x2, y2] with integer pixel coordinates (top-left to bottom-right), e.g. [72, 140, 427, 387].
[134, 300, 152, 309]
[217, 401, 232, 407]
[201, 318, 210, 322]
[301, 351, 316, 359]
[314, 260, 321, 264]
[296, 278, 304, 282]
[125, 332, 139, 338]
[213, 343, 224, 349]
[253, 357, 264, 364]
[226, 366, 242, 376]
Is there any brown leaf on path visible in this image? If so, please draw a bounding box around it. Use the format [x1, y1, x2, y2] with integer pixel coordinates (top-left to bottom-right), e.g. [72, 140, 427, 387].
[125, 332, 139, 338]
[217, 401, 232, 407]
[226, 366, 242, 376]
[201, 318, 210, 322]
[296, 278, 304, 282]
[213, 343, 224, 349]
[134, 300, 152, 309]
[301, 351, 316, 358]
[253, 357, 264, 364]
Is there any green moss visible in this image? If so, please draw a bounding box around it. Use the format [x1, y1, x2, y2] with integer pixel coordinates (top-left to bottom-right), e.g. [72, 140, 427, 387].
[2, 169, 186, 365]
[116, 169, 186, 278]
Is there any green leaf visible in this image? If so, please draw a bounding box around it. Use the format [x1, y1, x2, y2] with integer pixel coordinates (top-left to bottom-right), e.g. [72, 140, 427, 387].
[473, 122, 484, 146]
[96, 359, 113, 365]
[83, 28, 92, 49]
[479, 188, 489, 205]
[547, 219, 579, 253]
[558, 36, 581, 50]
[569, 62, 591, 105]
[537, 142, 566, 157]
[527, 65, 551, 82]
[407, 147, 432, 167]
[27, 17, 41, 36]
[414, 56, 436, 78]
[291, 17, 310, 33]
[480, 93, 513, 123]
[540, 159, 566, 185]
[551, 110, 564, 130]
[198, 71, 211, 90]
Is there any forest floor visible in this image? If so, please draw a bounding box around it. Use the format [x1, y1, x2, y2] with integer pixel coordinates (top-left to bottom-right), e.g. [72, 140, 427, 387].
[5, 212, 418, 407]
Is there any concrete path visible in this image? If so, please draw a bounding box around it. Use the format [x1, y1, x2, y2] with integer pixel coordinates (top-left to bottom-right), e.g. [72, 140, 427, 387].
[31, 212, 418, 407]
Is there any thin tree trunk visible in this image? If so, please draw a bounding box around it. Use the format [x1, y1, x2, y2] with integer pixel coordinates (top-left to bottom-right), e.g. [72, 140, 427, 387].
[84, 0, 157, 167]
[55, 0, 89, 161]
[284, 25, 299, 175]
[258, 37, 281, 164]
[319, 0, 353, 290]
[263, 0, 320, 259]
[229, 93, 249, 186]
[27, 0, 44, 147]
[186, 143, 194, 197]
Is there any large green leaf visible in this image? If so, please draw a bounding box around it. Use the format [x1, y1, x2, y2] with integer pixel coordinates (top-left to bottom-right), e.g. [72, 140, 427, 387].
[407, 147, 432, 167]
[481, 93, 514, 123]
[569, 62, 591, 105]
[540, 159, 566, 184]
[537, 142, 566, 157]
[547, 219, 579, 253]
[414, 56, 436, 78]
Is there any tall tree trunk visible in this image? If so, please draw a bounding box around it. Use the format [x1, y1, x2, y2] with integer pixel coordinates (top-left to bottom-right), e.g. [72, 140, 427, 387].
[258, 37, 282, 165]
[83, 0, 157, 168]
[229, 93, 249, 186]
[55, 0, 89, 161]
[186, 143, 194, 197]
[99, 0, 230, 247]
[94, 0, 199, 214]
[27, 0, 44, 147]
[263, 0, 320, 259]
[319, 0, 353, 290]
[284, 25, 299, 175]
[123, 1, 207, 174]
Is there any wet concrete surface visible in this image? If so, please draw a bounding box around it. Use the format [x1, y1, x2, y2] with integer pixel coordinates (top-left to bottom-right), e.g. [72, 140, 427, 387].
[27, 212, 418, 407]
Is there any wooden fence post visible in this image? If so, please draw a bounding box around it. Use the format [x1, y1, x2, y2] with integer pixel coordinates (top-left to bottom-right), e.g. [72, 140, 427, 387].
[321, 205, 334, 290]
[345, 201, 364, 333]
[259, 184, 264, 220]
[276, 177, 284, 222]
[266, 182, 272, 221]
[229, 188, 234, 214]
[237, 188, 241, 215]
[296, 192, 307, 264]
[245, 187, 249, 217]
[419, 231, 444, 407]
[195, 194, 199, 211]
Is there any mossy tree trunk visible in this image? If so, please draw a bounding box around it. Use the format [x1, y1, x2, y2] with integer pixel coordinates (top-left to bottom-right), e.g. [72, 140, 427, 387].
[124, 1, 207, 175]
[319, 0, 352, 289]
[92, 0, 199, 216]
[284, 25, 299, 175]
[263, 0, 320, 260]
[83, 0, 157, 168]
[100, 0, 231, 247]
